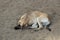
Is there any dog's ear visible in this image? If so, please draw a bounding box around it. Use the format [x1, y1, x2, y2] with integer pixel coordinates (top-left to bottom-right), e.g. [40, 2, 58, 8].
[21, 13, 27, 19]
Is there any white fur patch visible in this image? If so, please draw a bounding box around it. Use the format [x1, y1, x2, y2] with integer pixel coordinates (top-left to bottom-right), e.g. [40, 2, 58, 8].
[40, 18, 50, 26]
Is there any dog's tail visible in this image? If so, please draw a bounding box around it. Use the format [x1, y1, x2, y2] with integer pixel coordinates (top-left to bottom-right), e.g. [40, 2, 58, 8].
[46, 23, 51, 31]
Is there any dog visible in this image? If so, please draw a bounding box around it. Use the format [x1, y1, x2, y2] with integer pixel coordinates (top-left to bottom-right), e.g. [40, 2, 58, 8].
[14, 11, 51, 31]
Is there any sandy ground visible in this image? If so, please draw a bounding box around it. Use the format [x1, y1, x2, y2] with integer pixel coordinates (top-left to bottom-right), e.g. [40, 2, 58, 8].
[0, 0, 60, 40]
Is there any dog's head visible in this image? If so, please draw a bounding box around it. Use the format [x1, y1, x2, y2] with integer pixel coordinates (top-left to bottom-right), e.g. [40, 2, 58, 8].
[18, 14, 28, 27]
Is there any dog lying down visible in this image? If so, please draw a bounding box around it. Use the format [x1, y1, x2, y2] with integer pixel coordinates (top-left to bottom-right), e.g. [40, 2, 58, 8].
[14, 11, 51, 31]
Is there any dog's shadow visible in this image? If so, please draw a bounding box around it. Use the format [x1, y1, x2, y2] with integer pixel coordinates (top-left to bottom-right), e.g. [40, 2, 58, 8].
[14, 24, 51, 32]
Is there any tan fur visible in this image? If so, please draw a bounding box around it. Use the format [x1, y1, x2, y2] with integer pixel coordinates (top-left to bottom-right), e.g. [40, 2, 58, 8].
[18, 11, 51, 30]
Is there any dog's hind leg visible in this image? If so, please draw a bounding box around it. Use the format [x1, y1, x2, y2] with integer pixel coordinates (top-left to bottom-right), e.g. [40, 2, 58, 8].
[37, 18, 43, 30]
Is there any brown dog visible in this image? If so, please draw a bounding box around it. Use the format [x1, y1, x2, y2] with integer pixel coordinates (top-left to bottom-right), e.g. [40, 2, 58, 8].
[14, 11, 51, 31]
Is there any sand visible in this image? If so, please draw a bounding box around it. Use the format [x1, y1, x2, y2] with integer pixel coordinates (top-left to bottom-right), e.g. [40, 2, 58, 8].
[0, 0, 60, 40]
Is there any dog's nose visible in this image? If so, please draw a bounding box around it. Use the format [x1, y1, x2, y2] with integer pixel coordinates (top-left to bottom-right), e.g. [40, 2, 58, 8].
[14, 25, 21, 30]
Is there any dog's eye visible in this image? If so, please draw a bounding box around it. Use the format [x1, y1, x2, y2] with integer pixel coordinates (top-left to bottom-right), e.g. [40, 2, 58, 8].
[21, 17, 24, 19]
